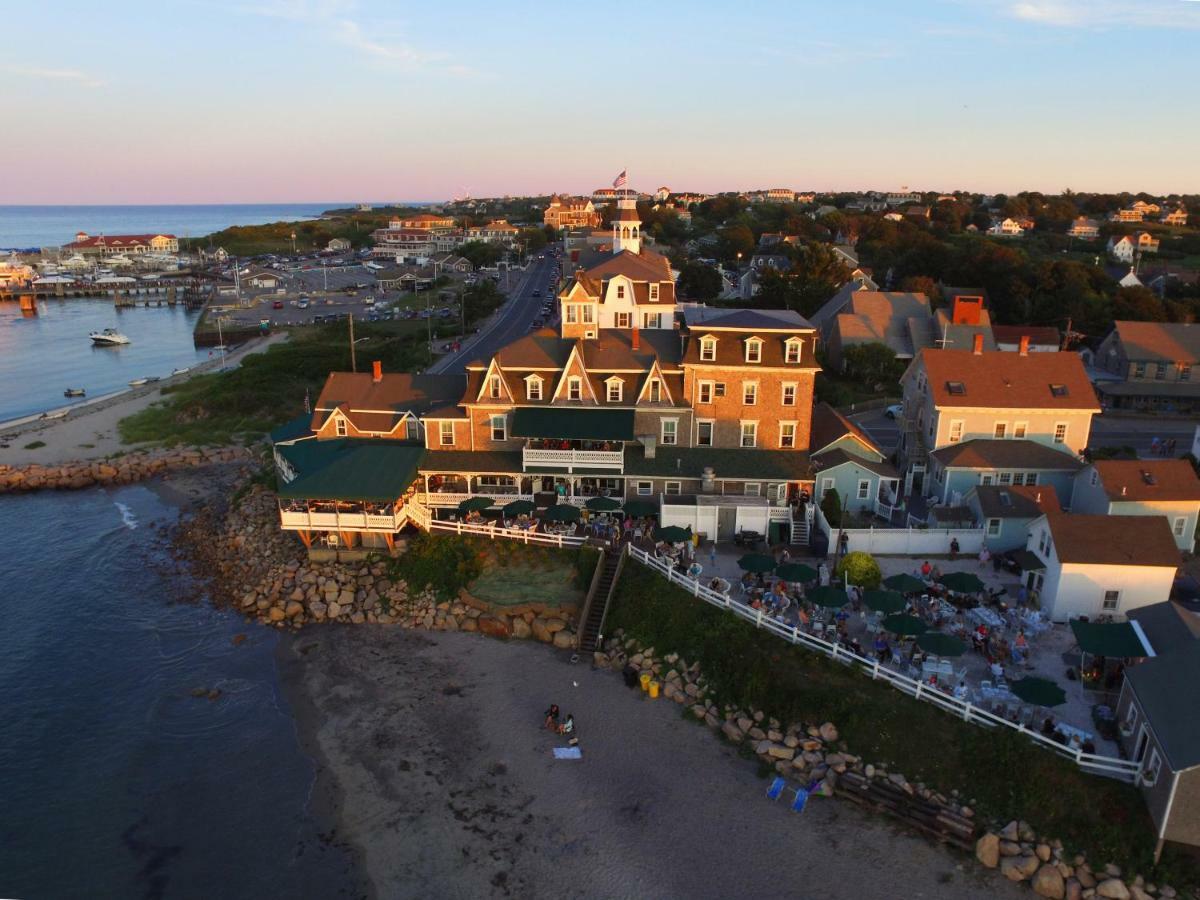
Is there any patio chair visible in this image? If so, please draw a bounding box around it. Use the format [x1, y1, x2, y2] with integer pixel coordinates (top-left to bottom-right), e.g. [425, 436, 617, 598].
[980, 680, 993, 693]
[766, 776, 787, 801]
[791, 787, 811, 813]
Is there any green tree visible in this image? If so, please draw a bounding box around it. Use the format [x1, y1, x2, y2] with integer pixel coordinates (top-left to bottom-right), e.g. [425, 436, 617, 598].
[458, 240, 504, 270]
[835, 551, 882, 589]
[717, 223, 755, 262]
[520, 228, 548, 253]
[462, 280, 504, 323]
[820, 487, 843, 528]
[1112, 285, 1167, 322]
[678, 262, 723, 300]
[842, 342, 905, 386]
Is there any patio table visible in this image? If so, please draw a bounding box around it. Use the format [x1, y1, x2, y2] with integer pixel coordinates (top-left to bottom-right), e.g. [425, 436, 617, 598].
[1055, 723, 1093, 748]
[968, 607, 1004, 629]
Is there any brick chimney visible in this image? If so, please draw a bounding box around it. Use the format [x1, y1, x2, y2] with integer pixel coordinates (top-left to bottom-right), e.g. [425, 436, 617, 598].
[631, 325, 640, 350]
[1018, 335, 1030, 356]
[973, 333, 984, 355]
[372, 360, 382, 383]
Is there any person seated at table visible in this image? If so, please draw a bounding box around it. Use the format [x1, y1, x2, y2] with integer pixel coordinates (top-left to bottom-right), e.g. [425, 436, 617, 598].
[930, 563, 943, 582]
[954, 681, 969, 701]
[1081, 739, 1095, 754]
[873, 636, 890, 662]
[1041, 716, 1056, 736]
[848, 637, 863, 657]
[796, 607, 810, 627]
[920, 560, 932, 580]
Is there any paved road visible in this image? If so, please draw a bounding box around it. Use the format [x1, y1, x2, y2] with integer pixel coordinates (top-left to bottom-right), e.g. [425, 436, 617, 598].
[849, 408, 1196, 457]
[428, 252, 559, 376]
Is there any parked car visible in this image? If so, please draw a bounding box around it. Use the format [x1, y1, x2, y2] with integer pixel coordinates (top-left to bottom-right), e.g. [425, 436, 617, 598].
[884, 404, 903, 419]
[272, 300, 284, 309]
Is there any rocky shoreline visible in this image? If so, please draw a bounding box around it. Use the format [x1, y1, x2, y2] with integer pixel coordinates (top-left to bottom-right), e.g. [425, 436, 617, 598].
[0, 445, 255, 492]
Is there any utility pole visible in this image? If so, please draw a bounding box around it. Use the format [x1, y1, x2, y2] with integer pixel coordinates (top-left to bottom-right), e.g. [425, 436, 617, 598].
[349, 312, 357, 372]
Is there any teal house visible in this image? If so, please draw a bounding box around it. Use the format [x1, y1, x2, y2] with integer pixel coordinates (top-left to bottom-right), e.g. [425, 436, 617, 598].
[810, 403, 902, 520]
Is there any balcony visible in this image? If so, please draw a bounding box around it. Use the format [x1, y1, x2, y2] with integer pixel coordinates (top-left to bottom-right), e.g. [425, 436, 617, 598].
[522, 446, 624, 472]
[279, 505, 406, 533]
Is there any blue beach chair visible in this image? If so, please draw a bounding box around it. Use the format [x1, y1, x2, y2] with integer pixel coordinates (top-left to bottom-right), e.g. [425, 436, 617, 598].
[791, 787, 810, 813]
[765, 776, 787, 800]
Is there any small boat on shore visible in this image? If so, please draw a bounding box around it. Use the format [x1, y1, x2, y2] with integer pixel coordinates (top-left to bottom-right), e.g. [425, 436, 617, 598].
[171, 366, 190, 376]
[90, 328, 131, 346]
[41, 410, 69, 420]
[128, 377, 149, 387]
[63, 388, 86, 398]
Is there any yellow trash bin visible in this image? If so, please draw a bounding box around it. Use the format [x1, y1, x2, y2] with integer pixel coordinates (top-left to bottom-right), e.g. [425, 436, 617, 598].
[639, 672, 652, 692]
[648, 680, 660, 699]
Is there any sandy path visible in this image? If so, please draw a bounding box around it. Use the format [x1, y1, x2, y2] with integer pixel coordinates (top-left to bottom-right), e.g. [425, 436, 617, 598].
[0, 333, 287, 467]
[280, 627, 1023, 900]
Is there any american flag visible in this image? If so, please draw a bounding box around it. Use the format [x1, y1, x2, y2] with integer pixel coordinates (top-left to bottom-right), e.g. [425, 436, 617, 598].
[612, 169, 627, 189]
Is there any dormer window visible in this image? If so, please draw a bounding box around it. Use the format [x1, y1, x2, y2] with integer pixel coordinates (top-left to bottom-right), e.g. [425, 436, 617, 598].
[616, 285, 626, 300]
[489, 375, 502, 399]
[784, 338, 802, 363]
[649, 284, 659, 300]
[568, 377, 582, 401]
[700, 337, 717, 362]
[606, 378, 623, 403]
[647, 379, 661, 402]
[335, 418, 347, 437]
[744, 338, 763, 364]
[526, 376, 543, 401]
[1049, 383, 1069, 397]
[947, 381, 966, 396]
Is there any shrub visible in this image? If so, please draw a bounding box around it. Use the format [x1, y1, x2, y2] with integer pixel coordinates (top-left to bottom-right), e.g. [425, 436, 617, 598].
[836, 550, 882, 589]
[820, 487, 843, 527]
[386, 533, 483, 599]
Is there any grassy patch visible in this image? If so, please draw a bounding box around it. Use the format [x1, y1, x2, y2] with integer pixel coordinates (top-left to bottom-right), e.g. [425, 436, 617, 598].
[118, 321, 426, 447]
[469, 542, 594, 607]
[23, 441, 46, 449]
[606, 562, 1197, 886]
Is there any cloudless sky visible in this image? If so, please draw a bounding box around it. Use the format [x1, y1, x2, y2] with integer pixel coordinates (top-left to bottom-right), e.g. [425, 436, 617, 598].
[3, 0, 1198, 202]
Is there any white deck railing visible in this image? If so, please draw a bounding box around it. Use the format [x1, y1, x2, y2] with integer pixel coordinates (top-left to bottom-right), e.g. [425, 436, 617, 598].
[625, 545, 1140, 782]
[405, 498, 587, 547]
[279, 509, 405, 532]
[523, 447, 624, 471]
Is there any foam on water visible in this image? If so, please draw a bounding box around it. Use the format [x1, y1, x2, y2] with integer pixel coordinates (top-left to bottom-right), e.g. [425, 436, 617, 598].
[114, 500, 138, 529]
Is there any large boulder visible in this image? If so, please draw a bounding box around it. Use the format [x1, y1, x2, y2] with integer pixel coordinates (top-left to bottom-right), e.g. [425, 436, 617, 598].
[1096, 880, 1131, 900]
[551, 630, 574, 649]
[477, 616, 512, 639]
[511, 617, 531, 639]
[975, 833, 1001, 869]
[1032, 864, 1066, 899]
[1000, 855, 1040, 882]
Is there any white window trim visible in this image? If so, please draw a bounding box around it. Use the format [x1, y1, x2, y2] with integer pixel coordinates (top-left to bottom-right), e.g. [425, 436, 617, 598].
[744, 338, 763, 363]
[335, 418, 348, 437]
[696, 419, 715, 446]
[744, 482, 761, 496]
[489, 375, 503, 399]
[784, 338, 802, 363]
[606, 377, 623, 403]
[1053, 422, 1069, 445]
[987, 518, 1002, 537]
[948, 420, 964, 443]
[781, 382, 797, 406]
[698, 380, 714, 404]
[1173, 517, 1187, 537]
[779, 421, 797, 448]
[856, 479, 871, 500]
[567, 376, 582, 401]
[1014, 421, 1028, 439]
[526, 376, 543, 400]
[490, 415, 507, 442]
[1102, 589, 1121, 611]
[742, 381, 758, 406]
[636, 481, 653, 496]
[660, 418, 678, 446]
[664, 480, 681, 495]
[820, 477, 835, 497]
[699, 337, 717, 362]
[740, 420, 758, 448]
[994, 421, 1008, 439]
[439, 422, 454, 446]
[1142, 748, 1162, 788]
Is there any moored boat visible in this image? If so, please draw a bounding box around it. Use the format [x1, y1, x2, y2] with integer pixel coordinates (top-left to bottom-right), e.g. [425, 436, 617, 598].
[90, 328, 131, 346]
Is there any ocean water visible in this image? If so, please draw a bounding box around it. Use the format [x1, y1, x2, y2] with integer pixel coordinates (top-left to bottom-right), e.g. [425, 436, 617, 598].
[0, 299, 212, 421]
[0, 487, 353, 899]
[0, 204, 343, 251]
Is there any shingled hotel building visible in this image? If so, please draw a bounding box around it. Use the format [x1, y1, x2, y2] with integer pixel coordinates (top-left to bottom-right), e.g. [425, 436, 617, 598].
[272, 198, 821, 554]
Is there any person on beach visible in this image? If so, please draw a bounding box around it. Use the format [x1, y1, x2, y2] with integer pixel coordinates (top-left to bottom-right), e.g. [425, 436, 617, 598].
[543, 704, 560, 730]
[558, 714, 575, 736]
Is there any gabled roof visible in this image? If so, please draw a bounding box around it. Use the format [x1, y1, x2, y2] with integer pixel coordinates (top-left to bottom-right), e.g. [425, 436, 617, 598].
[930, 439, 1086, 471]
[809, 402, 883, 459]
[1093, 459, 1200, 503]
[313, 372, 464, 433]
[680, 307, 814, 331]
[991, 324, 1061, 347]
[276, 440, 424, 501]
[916, 348, 1099, 410]
[811, 448, 898, 479]
[1041, 511, 1179, 568]
[1111, 320, 1200, 364]
[1124, 647, 1200, 771]
[582, 248, 672, 283]
[970, 483, 1060, 518]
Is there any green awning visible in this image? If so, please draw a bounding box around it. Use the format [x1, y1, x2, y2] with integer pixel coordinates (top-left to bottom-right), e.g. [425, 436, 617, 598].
[277, 441, 425, 501]
[1070, 620, 1152, 658]
[511, 407, 635, 441]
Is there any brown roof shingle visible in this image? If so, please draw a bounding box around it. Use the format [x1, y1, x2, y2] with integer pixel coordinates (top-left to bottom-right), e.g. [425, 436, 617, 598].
[930, 439, 1086, 471]
[1045, 512, 1180, 567]
[1112, 321, 1200, 364]
[918, 348, 1099, 410]
[1094, 459, 1200, 503]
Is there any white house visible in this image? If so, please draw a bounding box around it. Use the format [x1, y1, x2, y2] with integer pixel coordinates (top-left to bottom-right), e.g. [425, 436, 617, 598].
[1067, 217, 1100, 240]
[327, 237, 351, 252]
[1023, 512, 1179, 623]
[1071, 459, 1200, 551]
[1109, 232, 1160, 263]
[989, 218, 1024, 237]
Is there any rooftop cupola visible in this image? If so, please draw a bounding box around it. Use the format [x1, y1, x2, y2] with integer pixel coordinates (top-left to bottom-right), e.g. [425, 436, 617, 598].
[611, 196, 641, 255]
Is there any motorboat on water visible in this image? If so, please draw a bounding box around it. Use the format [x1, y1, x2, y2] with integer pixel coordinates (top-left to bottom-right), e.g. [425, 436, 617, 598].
[90, 328, 131, 346]
[63, 388, 86, 398]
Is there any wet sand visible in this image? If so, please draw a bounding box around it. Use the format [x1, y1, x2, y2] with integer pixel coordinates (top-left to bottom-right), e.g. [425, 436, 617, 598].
[279, 627, 1025, 900]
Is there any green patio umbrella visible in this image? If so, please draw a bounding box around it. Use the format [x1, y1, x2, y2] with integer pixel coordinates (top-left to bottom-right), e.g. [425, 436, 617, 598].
[737, 553, 776, 573]
[623, 500, 658, 518]
[457, 496, 493, 514]
[883, 573, 926, 594]
[502, 499, 535, 517]
[939, 571, 986, 594]
[862, 589, 906, 615]
[807, 585, 850, 608]
[1009, 677, 1067, 708]
[585, 496, 622, 512]
[542, 504, 581, 522]
[776, 562, 818, 583]
[881, 614, 929, 636]
[916, 632, 967, 657]
[656, 525, 692, 543]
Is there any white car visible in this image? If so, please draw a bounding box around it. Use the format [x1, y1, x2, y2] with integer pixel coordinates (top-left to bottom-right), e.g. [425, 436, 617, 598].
[884, 404, 903, 419]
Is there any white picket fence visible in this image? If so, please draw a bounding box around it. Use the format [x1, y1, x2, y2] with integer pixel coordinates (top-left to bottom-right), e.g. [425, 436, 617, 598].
[404, 498, 587, 548]
[626, 546, 1140, 782]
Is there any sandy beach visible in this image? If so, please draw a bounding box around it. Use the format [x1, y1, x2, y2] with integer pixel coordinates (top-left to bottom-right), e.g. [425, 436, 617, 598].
[280, 626, 1025, 900]
[0, 333, 287, 467]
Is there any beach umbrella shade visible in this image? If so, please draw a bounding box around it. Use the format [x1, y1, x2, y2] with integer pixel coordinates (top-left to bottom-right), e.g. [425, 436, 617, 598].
[656, 525, 692, 543]
[807, 586, 850, 608]
[585, 496, 622, 512]
[737, 553, 776, 573]
[881, 614, 929, 636]
[542, 504, 581, 522]
[1009, 677, 1067, 708]
[862, 589, 906, 615]
[502, 499, 535, 517]
[916, 632, 967, 657]
[883, 573, 926, 594]
[457, 497, 493, 514]
[776, 562, 818, 583]
[939, 571, 986, 594]
[623, 500, 658, 518]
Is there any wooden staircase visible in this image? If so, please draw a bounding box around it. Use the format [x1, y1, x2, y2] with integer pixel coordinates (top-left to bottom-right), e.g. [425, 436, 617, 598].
[578, 546, 624, 652]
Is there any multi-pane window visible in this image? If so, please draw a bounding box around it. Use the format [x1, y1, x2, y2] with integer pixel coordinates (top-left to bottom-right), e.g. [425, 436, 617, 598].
[857, 480, 870, 500]
[785, 339, 801, 363]
[1053, 423, 1068, 444]
[489, 375, 502, 398]
[527, 378, 542, 400]
[615, 312, 631, 328]
[700, 338, 716, 361]
[335, 418, 347, 437]
[742, 382, 757, 405]
[439, 422, 454, 446]
[745, 339, 762, 363]
[781, 383, 796, 406]
[490, 415, 506, 441]
[948, 420, 964, 443]
[994, 422, 1008, 439]
[779, 422, 796, 448]
[1102, 590, 1120, 611]
[568, 377, 582, 401]
[698, 381, 713, 404]
[697, 421, 714, 446]
[661, 419, 677, 446]
[740, 421, 757, 448]
[1014, 422, 1027, 439]
[607, 380, 623, 403]
[647, 379, 662, 402]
